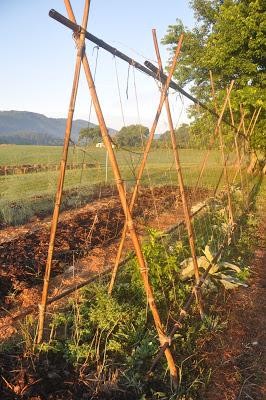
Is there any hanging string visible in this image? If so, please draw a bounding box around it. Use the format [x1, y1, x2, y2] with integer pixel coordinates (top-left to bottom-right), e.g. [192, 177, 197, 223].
[114, 56, 126, 127]
[126, 64, 131, 100]
[80, 45, 100, 185]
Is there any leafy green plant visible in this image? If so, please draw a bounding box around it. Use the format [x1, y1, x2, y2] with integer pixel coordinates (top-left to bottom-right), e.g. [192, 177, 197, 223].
[180, 245, 248, 290]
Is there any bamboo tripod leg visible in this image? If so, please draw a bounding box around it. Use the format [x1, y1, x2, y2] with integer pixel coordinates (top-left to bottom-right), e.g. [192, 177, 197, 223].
[107, 34, 184, 295]
[214, 112, 247, 197]
[194, 80, 235, 194]
[152, 29, 204, 317]
[37, 0, 90, 344]
[232, 108, 256, 185]
[64, 0, 178, 385]
[228, 101, 245, 195]
[209, 73, 234, 224]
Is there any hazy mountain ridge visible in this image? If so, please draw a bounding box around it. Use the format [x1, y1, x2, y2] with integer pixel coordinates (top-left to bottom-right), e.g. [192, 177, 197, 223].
[0, 111, 115, 145]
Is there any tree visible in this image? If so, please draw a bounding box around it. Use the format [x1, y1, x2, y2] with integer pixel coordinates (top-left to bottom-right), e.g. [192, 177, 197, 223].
[158, 123, 191, 148]
[162, 0, 266, 159]
[115, 125, 149, 147]
[78, 126, 102, 144]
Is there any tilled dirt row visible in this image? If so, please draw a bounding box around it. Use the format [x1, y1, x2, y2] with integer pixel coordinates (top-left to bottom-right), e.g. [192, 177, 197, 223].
[0, 186, 208, 312]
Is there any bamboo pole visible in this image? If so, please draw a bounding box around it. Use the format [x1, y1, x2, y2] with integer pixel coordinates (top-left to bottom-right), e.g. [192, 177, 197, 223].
[63, 0, 179, 385]
[37, 0, 90, 344]
[227, 96, 244, 193]
[152, 29, 204, 317]
[107, 34, 184, 295]
[232, 108, 261, 184]
[209, 72, 234, 225]
[194, 81, 234, 193]
[215, 110, 253, 193]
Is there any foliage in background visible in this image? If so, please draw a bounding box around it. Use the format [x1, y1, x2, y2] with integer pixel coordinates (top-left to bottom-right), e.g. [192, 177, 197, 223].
[114, 124, 149, 147]
[157, 123, 192, 148]
[162, 0, 266, 153]
[78, 126, 102, 144]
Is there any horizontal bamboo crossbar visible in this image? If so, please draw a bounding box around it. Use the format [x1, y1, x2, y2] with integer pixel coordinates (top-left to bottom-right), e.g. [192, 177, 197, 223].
[48, 9, 237, 132]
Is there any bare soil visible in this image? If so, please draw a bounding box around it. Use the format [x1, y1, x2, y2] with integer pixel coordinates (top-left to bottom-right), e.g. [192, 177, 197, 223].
[0, 187, 265, 399]
[202, 214, 266, 399]
[0, 185, 208, 340]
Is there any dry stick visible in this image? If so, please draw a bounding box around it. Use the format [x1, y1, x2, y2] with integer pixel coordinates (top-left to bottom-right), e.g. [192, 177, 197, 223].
[194, 81, 235, 194]
[64, 0, 180, 385]
[37, 0, 90, 344]
[209, 72, 234, 224]
[152, 29, 204, 317]
[107, 34, 184, 296]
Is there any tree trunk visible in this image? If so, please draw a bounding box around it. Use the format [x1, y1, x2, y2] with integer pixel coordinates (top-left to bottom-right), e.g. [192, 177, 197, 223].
[247, 151, 258, 174]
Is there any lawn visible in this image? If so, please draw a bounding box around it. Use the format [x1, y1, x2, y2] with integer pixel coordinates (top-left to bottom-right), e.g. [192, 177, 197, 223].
[0, 144, 239, 225]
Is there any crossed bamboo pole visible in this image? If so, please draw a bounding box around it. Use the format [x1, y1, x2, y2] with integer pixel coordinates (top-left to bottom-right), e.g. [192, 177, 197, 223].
[232, 107, 262, 184]
[227, 96, 244, 193]
[152, 29, 204, 317]
[194, 80, 234, 194]
[37, 0, 90, 344]
[209, 72, 234, 224]
[62, 0, 180, 385]
[107, 34, 184, 295]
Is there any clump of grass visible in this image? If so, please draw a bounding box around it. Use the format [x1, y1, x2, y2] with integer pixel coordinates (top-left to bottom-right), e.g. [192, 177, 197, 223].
[0, 199, 34, 226]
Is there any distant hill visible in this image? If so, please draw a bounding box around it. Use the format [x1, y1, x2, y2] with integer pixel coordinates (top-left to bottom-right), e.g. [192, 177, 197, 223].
[0, 111, 116, 145]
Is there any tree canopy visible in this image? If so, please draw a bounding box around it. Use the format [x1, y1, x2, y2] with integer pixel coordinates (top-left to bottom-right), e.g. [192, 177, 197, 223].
[115, 125, 149, 147]
[158, 123, 191, 148]
[78, 126, 102, 144]
[162, 0, 265, 152]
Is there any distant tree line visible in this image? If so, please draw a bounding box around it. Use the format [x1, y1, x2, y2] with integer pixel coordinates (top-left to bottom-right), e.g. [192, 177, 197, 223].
[78, 123, 206, 149]
[0, 132, 63, 146]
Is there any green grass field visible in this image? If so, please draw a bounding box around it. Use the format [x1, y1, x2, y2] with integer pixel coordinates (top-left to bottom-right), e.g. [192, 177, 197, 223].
[0, 144, 239, 225]
[0, 145, 225, 200]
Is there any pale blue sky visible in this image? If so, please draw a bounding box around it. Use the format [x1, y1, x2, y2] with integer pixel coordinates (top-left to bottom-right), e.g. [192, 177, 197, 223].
[0, 1, 195, 131]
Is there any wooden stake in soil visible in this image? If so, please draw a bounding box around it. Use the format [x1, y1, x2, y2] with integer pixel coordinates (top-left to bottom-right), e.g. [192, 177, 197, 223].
[63, 0, 180, 386]
[107, 34, 184, 295]
[152, 29, 204, 317]
[209, 72, 234, 225]
[37, 0, 91, 344]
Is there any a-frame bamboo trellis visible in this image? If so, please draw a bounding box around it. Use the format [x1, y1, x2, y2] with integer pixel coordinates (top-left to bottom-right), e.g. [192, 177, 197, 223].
[37, 0, 187, 386]
[36, 0, 259, 384]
